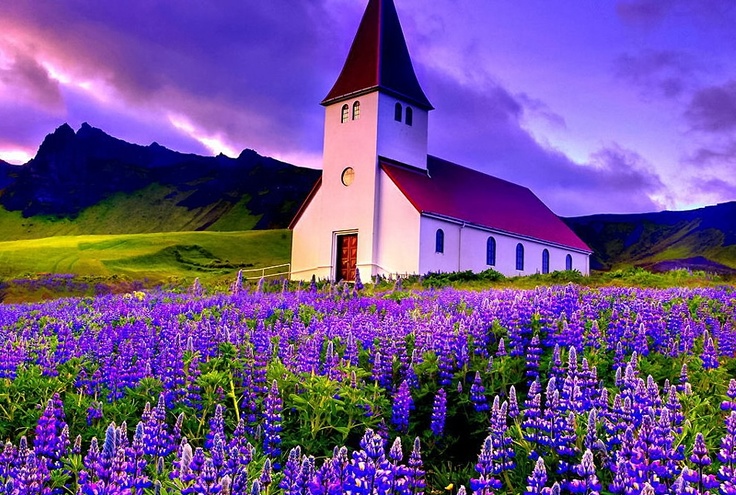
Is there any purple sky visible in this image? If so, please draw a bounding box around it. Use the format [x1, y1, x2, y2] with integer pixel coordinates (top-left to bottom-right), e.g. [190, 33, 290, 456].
[0, 0, 734, 216]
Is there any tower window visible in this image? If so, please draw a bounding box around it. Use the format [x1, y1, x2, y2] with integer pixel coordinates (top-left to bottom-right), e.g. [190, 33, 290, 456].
[566, 254, 573, 271]
[341, 104, 349, 123]
[486, 236, 496, 266]
[394, 102, 402, 122]
[542, 249, 550, 274]
[352, 101, 361, 120]
[405, 107, 413, 126]
[435, 229, 445, 254]
[516, 243, 524, 271]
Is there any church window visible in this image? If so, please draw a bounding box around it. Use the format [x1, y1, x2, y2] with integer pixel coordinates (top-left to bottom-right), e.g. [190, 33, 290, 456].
[435, 229, 445, 253]
[566, 254, 573, 271]
[405, 107, 413, 126]
[542, 249, 550, 274]
[515, 243, 524, 271]
[341, 104, 349, 123]
[352, 101, 361, 120]
[341, 167, 355, 186]
[394, 102, 402, 122]
[486, 237, 496, 266]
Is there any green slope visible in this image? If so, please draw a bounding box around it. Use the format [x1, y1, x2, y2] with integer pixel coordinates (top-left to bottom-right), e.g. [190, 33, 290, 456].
[0, 230, 291, 284]
[0, 184, 261, 240]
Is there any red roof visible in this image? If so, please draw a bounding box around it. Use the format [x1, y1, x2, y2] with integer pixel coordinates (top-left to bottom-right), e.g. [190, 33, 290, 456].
[382, 157, 592, 252]
[322, 0, 432, 110]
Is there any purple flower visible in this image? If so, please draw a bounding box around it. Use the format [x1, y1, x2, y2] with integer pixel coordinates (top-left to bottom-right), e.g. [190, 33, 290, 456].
[262, 380, 283, 458]
[392, 380, 413, 434]
[33, 393, 69, 469]
[430, 388, 447, 437]
[470, 372, 489, 413]
[469, 436, 501, 495]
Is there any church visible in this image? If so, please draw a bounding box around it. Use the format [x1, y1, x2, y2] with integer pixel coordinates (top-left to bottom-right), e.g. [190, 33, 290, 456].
[290, 0, 591, 282]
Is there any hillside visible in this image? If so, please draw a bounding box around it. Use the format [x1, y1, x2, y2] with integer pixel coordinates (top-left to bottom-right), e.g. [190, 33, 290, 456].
[564, 202, 736, 273]
[0, 123, 320, 239]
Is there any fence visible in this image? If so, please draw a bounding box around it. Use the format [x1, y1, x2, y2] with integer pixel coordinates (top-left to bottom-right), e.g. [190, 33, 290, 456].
[238, 263, 291, 280]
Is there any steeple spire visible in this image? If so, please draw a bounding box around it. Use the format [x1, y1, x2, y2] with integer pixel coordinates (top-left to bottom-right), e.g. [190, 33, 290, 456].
[322, 0, 432, 109]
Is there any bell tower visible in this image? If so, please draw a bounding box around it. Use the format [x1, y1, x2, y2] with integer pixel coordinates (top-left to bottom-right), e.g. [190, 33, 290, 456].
[291, 0, 432, 282]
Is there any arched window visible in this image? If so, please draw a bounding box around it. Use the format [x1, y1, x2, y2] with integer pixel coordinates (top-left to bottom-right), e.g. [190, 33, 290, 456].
[405, 106, 413, 126]
[542, 249, 550, 274]
[515, 243, 524, 271]
[352, 101, 361, 120]
[435, 229, 445, 254]
[394, 102, 402, 122]
[486, 237, 496, 266]
[566, 254, 573, 271]
[341, 104, 349, 123]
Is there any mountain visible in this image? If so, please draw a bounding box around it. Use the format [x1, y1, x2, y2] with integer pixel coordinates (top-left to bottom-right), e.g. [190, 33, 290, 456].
[0, 160, 15, 189]
[564, 202, 736, 274]
[0, 123, 320, 239]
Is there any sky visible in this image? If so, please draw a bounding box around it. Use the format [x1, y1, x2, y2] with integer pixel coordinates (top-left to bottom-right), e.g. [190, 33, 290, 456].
[0, 0, 735, 217]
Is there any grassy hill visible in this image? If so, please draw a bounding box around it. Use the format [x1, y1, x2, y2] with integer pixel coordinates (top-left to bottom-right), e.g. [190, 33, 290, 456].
[0, 230, 291, 287]
[565, 201, 736, 273]
[0, 184, 262, 240]
[0, 123, 319, 240]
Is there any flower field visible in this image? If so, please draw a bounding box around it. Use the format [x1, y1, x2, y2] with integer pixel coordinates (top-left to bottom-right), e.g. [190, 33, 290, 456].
[0, 279, 735, 494]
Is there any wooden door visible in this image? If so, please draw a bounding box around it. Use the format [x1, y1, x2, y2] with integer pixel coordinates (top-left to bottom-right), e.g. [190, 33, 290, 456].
[336, 234, 357, 282]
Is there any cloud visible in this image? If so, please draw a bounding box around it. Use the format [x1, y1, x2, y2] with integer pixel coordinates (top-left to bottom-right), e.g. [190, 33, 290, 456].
[684, 80, 736, 133]
[613, 50, 698, 99]
[616, 0, 736, 25]
[0, 1, 340, 161]
[690, 177, 736, 200]
[424, 68, 667, 216]
[688, 140, 736, 166]
[0, 44, 64, 110]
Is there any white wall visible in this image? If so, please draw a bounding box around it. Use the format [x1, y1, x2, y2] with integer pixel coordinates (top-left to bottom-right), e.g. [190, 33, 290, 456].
[376, 93, 428, 170]
[291, 188, 332, 281]
[418, 216, 590, 276]
[375, 170, 421, 276]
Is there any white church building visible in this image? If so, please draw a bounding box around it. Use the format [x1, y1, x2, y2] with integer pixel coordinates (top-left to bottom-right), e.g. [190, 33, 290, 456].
[290, 0, 591, 282]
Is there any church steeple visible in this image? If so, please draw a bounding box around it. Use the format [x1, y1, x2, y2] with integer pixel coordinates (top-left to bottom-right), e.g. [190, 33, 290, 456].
[322, 0, 432, 110]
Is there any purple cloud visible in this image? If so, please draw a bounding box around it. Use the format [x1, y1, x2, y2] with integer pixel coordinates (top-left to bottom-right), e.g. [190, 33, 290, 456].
[616, 0, 736, 25]
[424, 68, 667, 216]
[613, 50, 698, 99]
[0, 45, 63, 110]
[685, 81, 736, 133]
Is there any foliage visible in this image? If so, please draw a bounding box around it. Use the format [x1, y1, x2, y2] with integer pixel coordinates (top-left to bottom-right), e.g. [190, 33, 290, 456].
[0, 281, 734, 494]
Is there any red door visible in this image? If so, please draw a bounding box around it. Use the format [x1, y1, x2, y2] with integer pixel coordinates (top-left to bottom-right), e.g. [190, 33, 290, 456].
[336, 234, 357, 282]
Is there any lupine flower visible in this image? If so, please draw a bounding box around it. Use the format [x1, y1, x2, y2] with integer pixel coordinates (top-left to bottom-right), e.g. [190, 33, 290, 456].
[525, 335, 542, 382]
[405, 437, 426, 495]
[469, 435, 501, 495]
[206, 404, 225, 450]
[33, 393, 69, 469]
[470, 372, 489, 413]
[278, 446, 302, 495]
[568, 449, 601, 494]
[392, 380, 413, 434]
[430, 388, 447, 437]
[701, 331, 719, 370]
[508, 385, 520, 419]
[262, 380, 283, 458]
[525, 457, 548, 495]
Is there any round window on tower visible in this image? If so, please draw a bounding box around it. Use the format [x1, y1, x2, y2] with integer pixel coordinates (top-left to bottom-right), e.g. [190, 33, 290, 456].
[341, 167, 355, 186]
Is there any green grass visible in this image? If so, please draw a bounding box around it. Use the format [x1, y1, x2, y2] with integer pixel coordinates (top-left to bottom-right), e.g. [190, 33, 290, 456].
[0, 184, 260, 240]
[0, 230, 291, 286]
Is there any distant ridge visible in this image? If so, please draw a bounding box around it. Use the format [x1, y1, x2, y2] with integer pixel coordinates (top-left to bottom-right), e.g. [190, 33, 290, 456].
[2, 123, 735, 276]
[0, 123, 320, 240]
[564, 202, 736, 273]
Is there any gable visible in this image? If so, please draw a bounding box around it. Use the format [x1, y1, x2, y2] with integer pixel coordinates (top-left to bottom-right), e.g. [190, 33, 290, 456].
[381, 156, 592, 253]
